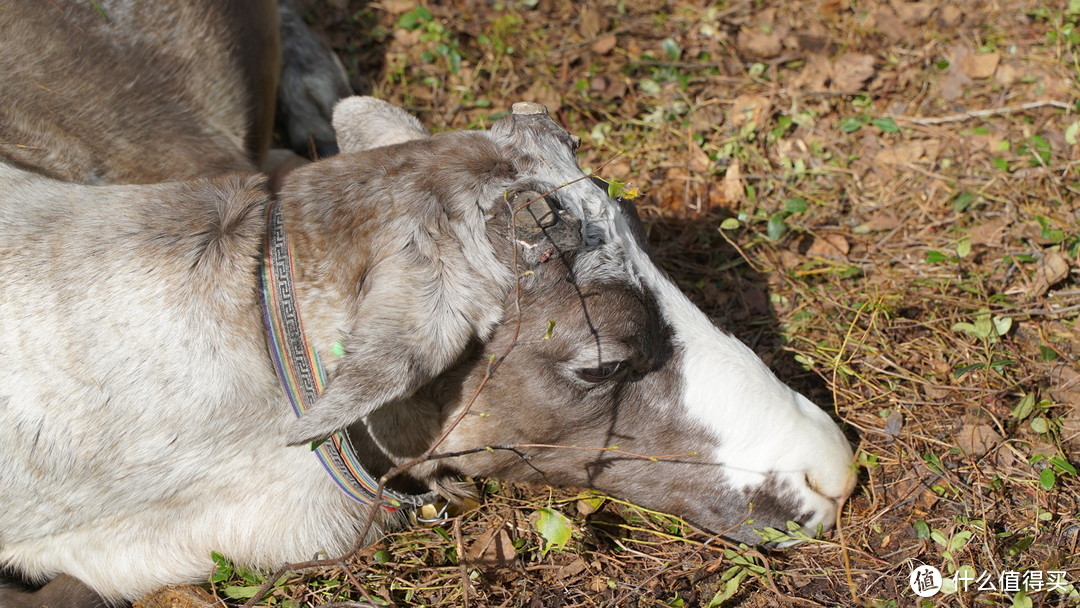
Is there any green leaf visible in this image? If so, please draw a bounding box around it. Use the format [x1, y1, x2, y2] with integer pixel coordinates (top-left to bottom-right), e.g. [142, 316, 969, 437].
[90, 0, 110, 21]
[1039, 345, 1059, 361]
[992, 315, 1012, 336]
[992, 157, 1010, 171]
[1011, 590, 1033, 608]
[532, 507, 573, 554]
[925, 250, 950, 264]
[753, 527, 796, 544]
[1007, 535, 1034, 556]
[432, 526, 453, 543]
[222, 586, 260, 600]
[1039, 467, 1056, 490]
[1030, 416, 1048, 434]
[720, 217, 741, 230]
[872, 117, 900, 133]
[951, 191, 977, 212]
[603, 178, 639, 200]
[923, 452, 943, 473]
[639, 78, 662, 95]
[1051, 457, 1078, 476]
[956, 237, 972, 258]
[397, 6, 432, 30]
[662, 37, 681, 61]
[1013, 393, 1037, 420]
[948, 530, 973, 553]
[913, 520, 931, 539]
[706, 569, 748, 607]
[1027, 135, 1051, 163]
[837, 117, 866, 133]
[766, 213, 788, 241]
[953, 362, 985, 378]
[1065, 120, 1080, 146]
[951, 321, 980, 338]
[543, 320, 556, 340]
[784, 198, 809, 213]
[209, 552, 233, 584]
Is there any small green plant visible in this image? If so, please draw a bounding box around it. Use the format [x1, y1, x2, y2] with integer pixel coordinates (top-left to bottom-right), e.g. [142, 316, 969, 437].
[925, 235, 973, 264]
[210, 552, 285, 600]
[753, 520, 821, 545]
[1029, 454, 1078, 490]
[751, 197, 809, 241]
[397, 7, 464, 74]
[951, 308, 1012, 343]
[706, 546, 768, 606]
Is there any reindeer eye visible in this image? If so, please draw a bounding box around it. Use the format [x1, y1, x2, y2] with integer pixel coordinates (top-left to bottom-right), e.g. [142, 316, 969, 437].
[576, 361, 626, 383]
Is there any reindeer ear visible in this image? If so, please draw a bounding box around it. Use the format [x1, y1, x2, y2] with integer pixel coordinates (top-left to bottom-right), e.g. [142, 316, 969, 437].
[287, 256, 512, 445]
[331, 96, 429, 154]
[287, 133, 515, 447]
[285, 258, 498, 446]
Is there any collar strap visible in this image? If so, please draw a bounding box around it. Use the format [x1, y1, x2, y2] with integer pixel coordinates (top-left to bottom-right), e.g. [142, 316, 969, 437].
[259, 200, 429, 511]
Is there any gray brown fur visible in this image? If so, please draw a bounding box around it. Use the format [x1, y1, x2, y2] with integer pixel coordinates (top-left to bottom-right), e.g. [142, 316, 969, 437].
[0, 0, 352, 183]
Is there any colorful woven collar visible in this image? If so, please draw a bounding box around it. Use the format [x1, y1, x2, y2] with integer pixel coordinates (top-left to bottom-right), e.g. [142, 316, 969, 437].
[259, 200, 428, 512]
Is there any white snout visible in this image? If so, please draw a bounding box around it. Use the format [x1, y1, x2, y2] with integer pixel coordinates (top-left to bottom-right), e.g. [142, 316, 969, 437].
[794, 393, 858, 503]
[675, 322, 856, 534]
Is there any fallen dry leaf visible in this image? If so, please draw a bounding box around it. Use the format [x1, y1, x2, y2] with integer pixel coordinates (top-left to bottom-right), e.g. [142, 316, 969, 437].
[994, 61, 1022, 87]
[876, 139, 940, 165]
[550, 555, 588, 581]
[894, 1, 935, 24]
[960, 50, 1000, 79]
[689, 143, 711, 172]
[1061, 406, 1080, 450]
[955, 423, 1002, 458]
[873, 7, 910, 41]
[736, 27, 783, 58]
[723, 159, 743, 204]
[884, 410, 904, 437]
[807, 233, 850, 260]
[793, 54, 833, 90]
[938, 4, 963, 26]
[592, 34, 617, 55]
[1049, 364, 1080, 410]
[940, 46, 974, 99]
[966, 216, 1011, 246]
[831, 53, 876, 91]
[1028, 250, 1072, 298]
[375, 0, 414, 14]
[578, 6, 604, 39]
[465, 525, 517, 571]
[728, 94, 771, 127]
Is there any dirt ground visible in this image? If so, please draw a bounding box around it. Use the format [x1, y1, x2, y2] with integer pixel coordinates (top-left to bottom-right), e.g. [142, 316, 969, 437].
[205, 0, 1080, 606]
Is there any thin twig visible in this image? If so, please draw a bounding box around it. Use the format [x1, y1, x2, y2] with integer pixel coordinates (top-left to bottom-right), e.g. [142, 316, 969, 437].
[884, 100, 1071, 125]
[453, 517, 470, 608]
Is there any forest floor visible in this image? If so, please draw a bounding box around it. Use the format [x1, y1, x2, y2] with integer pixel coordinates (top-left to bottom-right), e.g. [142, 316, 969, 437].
[206, 0, 1080, 606]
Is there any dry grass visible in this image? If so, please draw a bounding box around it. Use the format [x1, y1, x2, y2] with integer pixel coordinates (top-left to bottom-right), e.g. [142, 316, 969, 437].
[207, 0, 1080, 606]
